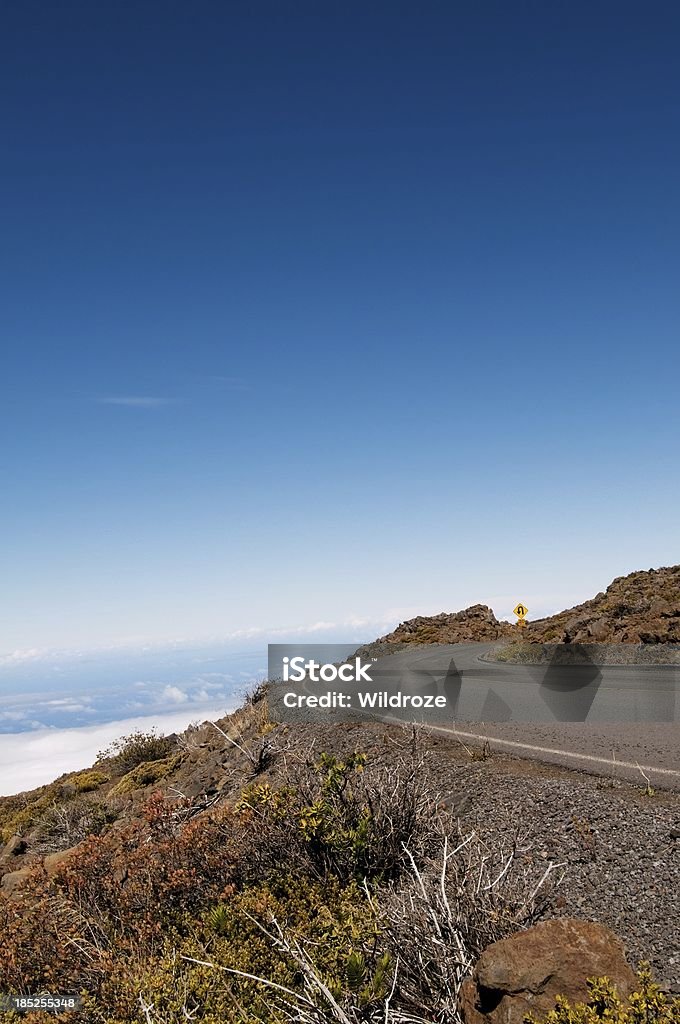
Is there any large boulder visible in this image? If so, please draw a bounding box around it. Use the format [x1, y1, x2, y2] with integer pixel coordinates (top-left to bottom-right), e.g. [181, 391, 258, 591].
[459, 918, 636, 1024]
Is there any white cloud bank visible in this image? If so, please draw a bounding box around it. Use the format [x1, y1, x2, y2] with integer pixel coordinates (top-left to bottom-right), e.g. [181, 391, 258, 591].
[0, 705, 236, 798]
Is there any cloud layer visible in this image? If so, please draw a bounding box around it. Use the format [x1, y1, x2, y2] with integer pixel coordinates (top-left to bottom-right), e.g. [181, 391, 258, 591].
[0, 706, 235, 797]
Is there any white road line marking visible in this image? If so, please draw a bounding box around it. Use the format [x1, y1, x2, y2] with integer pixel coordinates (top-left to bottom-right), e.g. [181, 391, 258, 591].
[432, 726, 680, 778]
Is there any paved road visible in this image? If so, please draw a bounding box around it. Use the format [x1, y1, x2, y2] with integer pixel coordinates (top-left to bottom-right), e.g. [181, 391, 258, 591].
[372, 647, 680, 790]
[272, 642, 680, 790]
[370, 643, 680, 790]
[372, 642, 678, 719]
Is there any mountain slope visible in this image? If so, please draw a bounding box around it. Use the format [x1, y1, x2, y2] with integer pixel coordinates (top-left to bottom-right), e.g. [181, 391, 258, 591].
[375, 566, 680, 647]
[525, 565, 680, 643]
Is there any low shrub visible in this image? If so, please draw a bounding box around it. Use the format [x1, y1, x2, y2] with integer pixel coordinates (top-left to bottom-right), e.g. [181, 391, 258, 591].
[68, 769, 110, 792]
[235, 748, 443, 885]
[108, 752, 185, 796]
[0, 793, 53, 844]
[0, 773, 110, 846]
[0, 740, 565, 1024]
[32, 797, 108, 853]
[90, 875, 381, 1023]
[96, 729, 176, 775]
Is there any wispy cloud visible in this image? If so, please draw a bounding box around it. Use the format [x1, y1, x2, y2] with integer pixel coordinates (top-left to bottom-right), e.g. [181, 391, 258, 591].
[0, 615, 400, 670]
[0, 648, 47, 666]
[97, 395, 176, 409]
[43, 697, 93, 713]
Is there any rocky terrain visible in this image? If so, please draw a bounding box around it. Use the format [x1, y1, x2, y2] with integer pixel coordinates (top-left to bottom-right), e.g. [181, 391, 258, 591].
[1, 565, 680, 1022]
[373, 565, 680, 648]
[373, 602, 514, 646]
[1, 705, 679, 1002]
[526, 566, 680, 645]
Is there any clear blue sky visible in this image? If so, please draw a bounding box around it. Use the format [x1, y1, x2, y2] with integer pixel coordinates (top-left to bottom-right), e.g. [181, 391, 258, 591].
[2, 0, 679, 653]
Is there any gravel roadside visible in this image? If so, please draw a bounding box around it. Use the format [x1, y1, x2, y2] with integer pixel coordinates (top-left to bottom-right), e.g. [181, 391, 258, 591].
[289, 720, 680, 989]
[422, 734, 680, 990]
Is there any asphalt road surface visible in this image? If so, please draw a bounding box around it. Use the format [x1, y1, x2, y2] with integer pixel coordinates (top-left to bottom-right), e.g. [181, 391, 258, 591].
[372, 643, 680, 790]
[272, 643, 680, 790]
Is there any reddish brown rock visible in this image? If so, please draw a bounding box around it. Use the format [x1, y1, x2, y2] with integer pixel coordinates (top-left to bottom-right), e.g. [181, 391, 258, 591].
[459, 918, 636, 1024]
[43, 846, 81, 875]
[379, 604, 514, 645]
[527, 566, 680, 644]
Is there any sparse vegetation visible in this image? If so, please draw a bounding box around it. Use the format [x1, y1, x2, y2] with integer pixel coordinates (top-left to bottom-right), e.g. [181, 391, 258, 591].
[526, 967, 680, 1023]
[96, 728, 176, 774]
[108, 752, 186, 796]
[32, 797, 109, 854]
[246, 678, 270, 705]
[376, 566, 680, 648]
[0, 791, 54, 844]
[1, 560, 679, 1024]
[0, 737, 562, 1023]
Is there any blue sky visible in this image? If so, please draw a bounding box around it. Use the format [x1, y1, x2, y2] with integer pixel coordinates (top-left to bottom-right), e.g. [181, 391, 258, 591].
[2, 0, 679, 658]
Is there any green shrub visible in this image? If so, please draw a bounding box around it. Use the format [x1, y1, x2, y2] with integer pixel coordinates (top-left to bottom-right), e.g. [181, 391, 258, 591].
[0, 741, 566, 1024]
[97, 729, 176, 775]
[68, 769, 110, 792]
[109, 753, 185, 796]
[236, 750, 441, 885]
[91, 874, 382, 1023]
[0, 794, 53, 844]
[0, 772, 110, 845]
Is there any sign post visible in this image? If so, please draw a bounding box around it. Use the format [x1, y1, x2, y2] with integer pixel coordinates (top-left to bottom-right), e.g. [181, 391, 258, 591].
[513, 602, 528, 628]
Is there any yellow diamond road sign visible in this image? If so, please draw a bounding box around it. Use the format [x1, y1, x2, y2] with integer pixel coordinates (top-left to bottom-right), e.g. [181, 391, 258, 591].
[513, 603, 528, 619]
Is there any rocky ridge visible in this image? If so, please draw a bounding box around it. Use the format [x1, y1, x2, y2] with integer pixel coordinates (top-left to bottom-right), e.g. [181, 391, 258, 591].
[375, 565, 680, 647]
